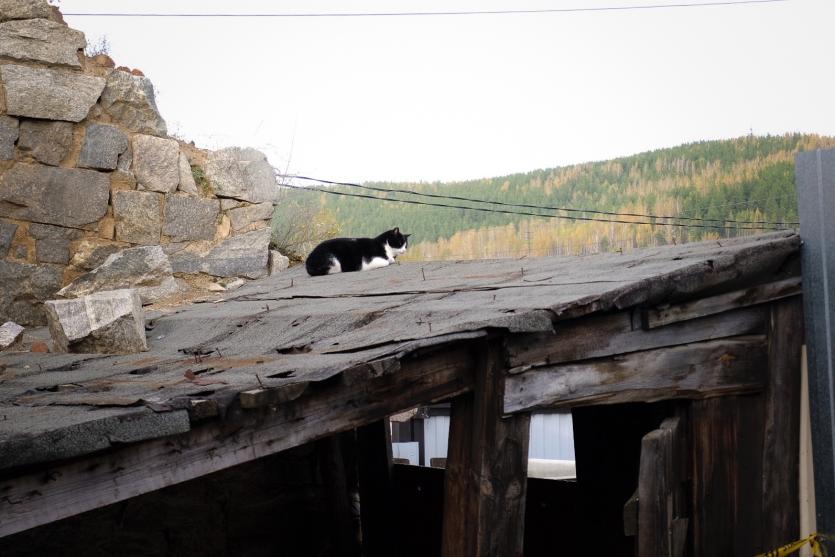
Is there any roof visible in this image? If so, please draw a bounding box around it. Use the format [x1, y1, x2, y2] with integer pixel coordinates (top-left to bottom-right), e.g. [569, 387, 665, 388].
[0, 231, 800, 471]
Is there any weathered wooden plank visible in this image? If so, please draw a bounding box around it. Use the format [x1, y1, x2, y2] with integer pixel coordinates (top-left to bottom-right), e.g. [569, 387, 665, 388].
[761, 298, 803, 549]
[623, 489, 639, 537]
[441, 342, 530, 557]
[641, 277, 800, 329]
[506, 305, 766, 370]
[356, 419, 394, 557]
[505, 336, 767, 413]
[0, 345, 476, 538]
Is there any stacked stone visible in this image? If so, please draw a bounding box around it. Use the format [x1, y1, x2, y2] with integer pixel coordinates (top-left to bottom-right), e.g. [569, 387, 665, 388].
[0, 0, 280, 326]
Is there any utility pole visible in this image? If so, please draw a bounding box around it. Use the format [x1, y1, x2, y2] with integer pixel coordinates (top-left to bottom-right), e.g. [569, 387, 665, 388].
[796, 148, 835, 554]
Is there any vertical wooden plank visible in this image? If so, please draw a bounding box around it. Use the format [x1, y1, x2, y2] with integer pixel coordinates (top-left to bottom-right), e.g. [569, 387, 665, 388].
[319, 432, 362, 557]
[441, 341, 531, 557]
[356, 419, 394, 557]
[761, 298, 803, 549]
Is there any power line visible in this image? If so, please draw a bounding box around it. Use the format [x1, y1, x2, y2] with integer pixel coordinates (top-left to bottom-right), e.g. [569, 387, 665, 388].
[279, 182, 793, 231]
[64, 0, 788, 17]
[283, 174, 800, 227]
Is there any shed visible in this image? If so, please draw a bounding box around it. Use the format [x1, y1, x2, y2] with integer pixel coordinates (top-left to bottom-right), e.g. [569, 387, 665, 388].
[0, 230, 806, 556]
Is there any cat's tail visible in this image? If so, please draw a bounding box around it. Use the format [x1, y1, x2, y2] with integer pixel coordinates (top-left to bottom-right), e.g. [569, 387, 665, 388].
[305, 257, 331, 276]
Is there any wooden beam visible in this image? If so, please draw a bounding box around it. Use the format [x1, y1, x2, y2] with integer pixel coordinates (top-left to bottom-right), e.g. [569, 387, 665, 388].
[441, 342, 530, 557]
[761, 298, 803, 549]
[356, 419, 394, 557]
[0, 345, 476, 538]
[641, 277, 800, 329]
[504, 336, 767, 413]
[506, 305, 766, 370]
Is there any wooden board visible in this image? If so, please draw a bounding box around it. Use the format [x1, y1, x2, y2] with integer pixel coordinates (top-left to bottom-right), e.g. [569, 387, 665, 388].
[505, 336, 768, 413]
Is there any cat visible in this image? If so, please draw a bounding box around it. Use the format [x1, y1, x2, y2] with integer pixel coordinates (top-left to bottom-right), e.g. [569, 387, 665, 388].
[305, 228, 411, 276]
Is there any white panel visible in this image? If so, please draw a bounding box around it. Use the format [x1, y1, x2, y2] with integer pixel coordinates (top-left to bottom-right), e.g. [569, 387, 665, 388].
[528, 412, 575, 461]
[392, 442, 420, 465]
[423, 415, 450, 466]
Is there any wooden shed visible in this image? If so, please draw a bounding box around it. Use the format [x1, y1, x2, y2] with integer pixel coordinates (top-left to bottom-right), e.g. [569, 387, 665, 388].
[0, 230, 807, 556]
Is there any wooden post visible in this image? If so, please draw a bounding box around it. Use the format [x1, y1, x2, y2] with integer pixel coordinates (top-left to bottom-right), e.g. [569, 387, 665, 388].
[441, 341, 531, 557]
[761, 298, 803, 548]
[356, 419, 394, 557]
[319, 432, 362, 557]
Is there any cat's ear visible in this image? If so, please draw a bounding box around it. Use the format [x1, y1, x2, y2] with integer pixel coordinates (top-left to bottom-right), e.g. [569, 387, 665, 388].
[404, 234, 411, 239]
[393, 227, 400, 234]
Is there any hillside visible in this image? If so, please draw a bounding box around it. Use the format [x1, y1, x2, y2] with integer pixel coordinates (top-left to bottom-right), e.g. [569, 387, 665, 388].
[273, 134, 835, 260]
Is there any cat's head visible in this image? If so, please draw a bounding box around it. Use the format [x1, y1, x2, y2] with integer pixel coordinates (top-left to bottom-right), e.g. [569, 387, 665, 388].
[383, 227, 410, 255]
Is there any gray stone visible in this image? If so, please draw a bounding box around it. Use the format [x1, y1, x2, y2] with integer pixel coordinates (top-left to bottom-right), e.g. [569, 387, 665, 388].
[269, 250, 290, 275]
[100, 71, 167, 136]
[0, 115, 18, 160]
[112, 190, 162, 245]
[78, 123, 129, 170]
[36, 238, 70, 264]
[163, 195, 219, 242]
[117, 141, 133, 172]
[0, 0, 52, 22]
[132, 134, 179, 193]
[45, 289, 148, 354]
[205, 147, 279, 203]
[228, 201, 275, 231]
[0, 219, 17, 257]
[13, 244, 27, 259]
[0, 321, 24, 351]
[0, 64, 105, 122]
[18, 120, 74, 166]
[0, 18, 85, 67]
[68, 239, 124, 271]
[28, 223, 82, 239]
[58, 245, 176, 304]
[220, 199, 240, 210]
[177, 152, 198, 195]
[170, 227, 271, 279]
[0, 260, 63, 325]
[0, 163, 109, 228]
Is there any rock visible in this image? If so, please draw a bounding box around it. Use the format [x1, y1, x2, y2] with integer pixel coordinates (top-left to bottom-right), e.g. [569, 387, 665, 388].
[68, 238, 124, 271]
[58, 245, 177, 304]
[177, 152, 198, 195]
[78, 123, 129, 170]
[170, 228, 271, 279]
[0, 65, 105, 122]
[0, 260, 63, 325]
[100, 71, 167, 136]
[17, 120, 74, 166]
[0, 163, 110, 228]
[228, 201, 275, 231]
[45, 289, 148, 354]
[0, 115, 18, 160]
[204, 147, 279, 203]
[220, 199, 240, 210]
[30, 341, 48, 353]
[117, 141, 133, 172]
[28, 223, 83, 240]
[112, 190, 163, 245]
[132, 134, 179, 193]
[163, 195, 219, 241]
[223, 277, 245, 290]
[269, 250, 290, 275]
[90, 54, 115, 68]
[0, 220, 17, 257]
[36, 239, 70, 264]
[0, 321, 24, 351]
[207, 282, 226, 292]
[110, 170, 137, 191]
[0, 18, 86, 67]
[0, 0, 52, 22]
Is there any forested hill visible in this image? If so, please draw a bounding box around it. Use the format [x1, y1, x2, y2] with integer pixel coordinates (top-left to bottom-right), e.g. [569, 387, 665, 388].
[276, 134, 835, 260]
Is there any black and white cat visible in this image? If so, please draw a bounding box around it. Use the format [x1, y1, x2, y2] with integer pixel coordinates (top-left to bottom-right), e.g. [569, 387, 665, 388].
[305, 228, 411, 276]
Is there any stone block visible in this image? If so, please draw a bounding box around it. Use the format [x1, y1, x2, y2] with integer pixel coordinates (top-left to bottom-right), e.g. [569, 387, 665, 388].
[68, 238, 123, 271]
[36, 238, 70, 264]
[0, 18, 85, 67]
[28, 223, 83, 240]
[0, 64, 105, 122]
[177, 152, 198, 194]
[0, 163, 109, 228]
[205, 147, 279, 203]
[228, 201, 275, 231]
[170, 227, 271, 279]
[113, 190, 162, 245]
[163, 195, 219, 241]
[78, 123, 129, 170]
[0, 321, 24, 351]
[0, 219, 17, 257]
[0, 0, 51, 21]
[45, 289, 148, 354]
[0, 115, 18, 160]
[269, 250, 290, 275]
[0, 260, 63, 325]
[17, 120, 74, 166]
[59, 245, 177, 304]
[132, 134, 179, 193]
[100, 71, 167, 136]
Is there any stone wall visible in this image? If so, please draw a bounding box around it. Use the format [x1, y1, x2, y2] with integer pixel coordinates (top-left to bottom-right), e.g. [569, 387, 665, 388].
[0, 0, 280, 325]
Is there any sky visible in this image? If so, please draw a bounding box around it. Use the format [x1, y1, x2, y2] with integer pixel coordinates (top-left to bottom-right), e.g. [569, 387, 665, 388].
[57, 0, 835, 183]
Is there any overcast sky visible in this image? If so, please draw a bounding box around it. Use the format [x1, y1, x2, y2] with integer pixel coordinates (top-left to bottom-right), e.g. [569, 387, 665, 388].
[59, 0, 835, 183]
